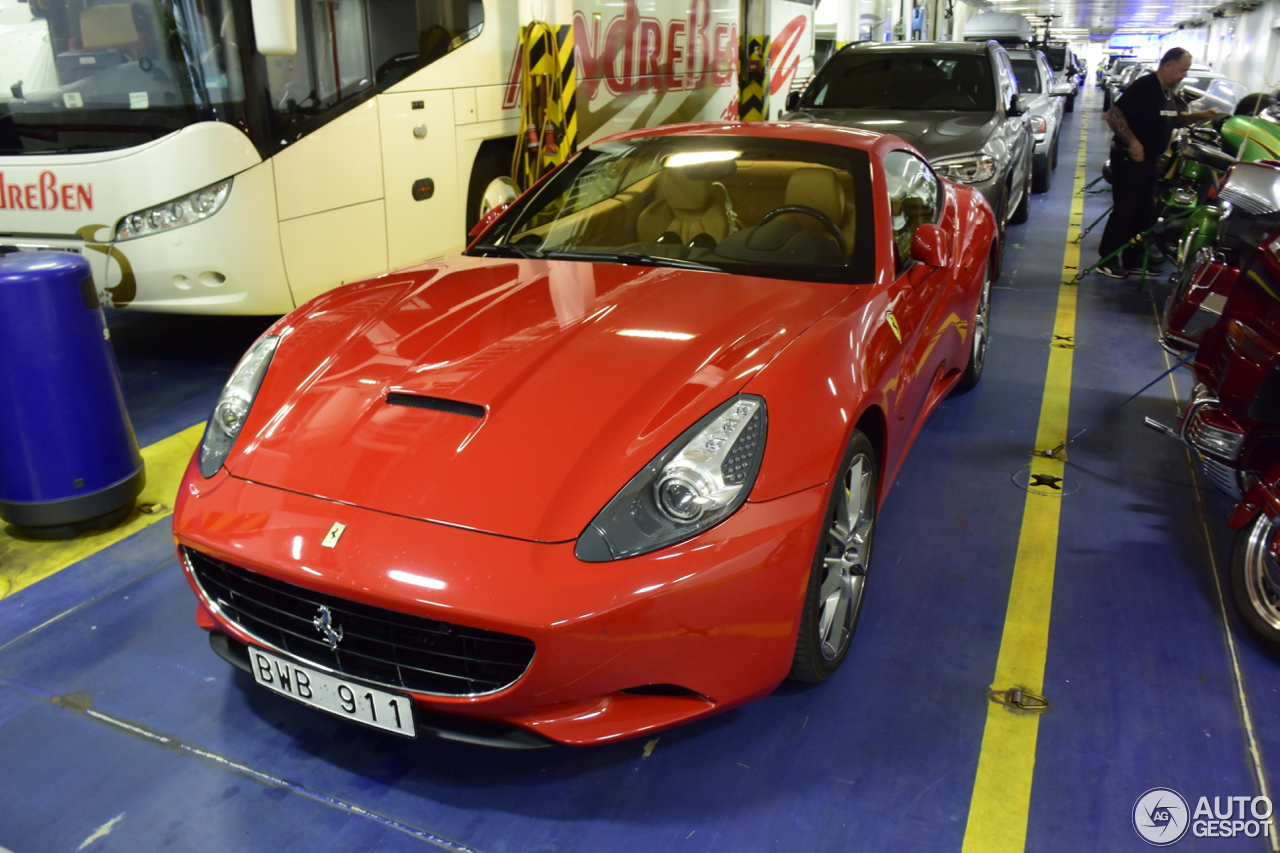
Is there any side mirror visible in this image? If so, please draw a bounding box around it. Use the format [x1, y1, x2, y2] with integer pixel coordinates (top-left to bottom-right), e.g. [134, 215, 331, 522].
[468, 202, 510, 239]
[910, 223, 948, 268]
[785, 91, 801, 112]
[1008, 94, 1029, 116]
[250, 0, 297, 56]
[1050, 81, 1074, 97]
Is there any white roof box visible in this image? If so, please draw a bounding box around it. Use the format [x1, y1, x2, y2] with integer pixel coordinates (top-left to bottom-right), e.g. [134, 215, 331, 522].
[963, 12, 1034, 44]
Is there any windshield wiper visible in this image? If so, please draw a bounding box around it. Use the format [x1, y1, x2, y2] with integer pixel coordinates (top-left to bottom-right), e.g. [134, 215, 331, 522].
[469, 243, 543, 259]
[542, 251, 722, 273]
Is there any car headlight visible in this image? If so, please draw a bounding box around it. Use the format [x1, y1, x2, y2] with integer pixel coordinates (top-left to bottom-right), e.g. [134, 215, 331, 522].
[1030, 116, 1048, 136]
[933, 154, 997, 184]
[115, 178, 233, 241]
[198, 334, 279, 477]
[575, 395, 767, 562]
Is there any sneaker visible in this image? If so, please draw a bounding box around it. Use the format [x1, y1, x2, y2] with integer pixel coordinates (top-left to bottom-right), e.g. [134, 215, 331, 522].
[1095, 263, 1129, 279]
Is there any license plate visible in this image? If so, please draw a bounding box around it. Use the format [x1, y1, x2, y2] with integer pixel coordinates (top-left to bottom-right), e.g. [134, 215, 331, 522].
[249, 647, 416, 737]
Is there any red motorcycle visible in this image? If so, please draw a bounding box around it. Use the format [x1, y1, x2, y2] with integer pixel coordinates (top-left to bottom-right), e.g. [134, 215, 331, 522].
[1151, 161, 1280, 645]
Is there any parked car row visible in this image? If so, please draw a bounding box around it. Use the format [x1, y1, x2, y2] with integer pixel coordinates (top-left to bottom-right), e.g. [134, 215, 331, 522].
[782, 39, 1075, 271]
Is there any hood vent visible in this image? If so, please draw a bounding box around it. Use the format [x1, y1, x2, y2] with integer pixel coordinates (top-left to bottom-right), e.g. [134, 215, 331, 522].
[386, 393, 485, 419]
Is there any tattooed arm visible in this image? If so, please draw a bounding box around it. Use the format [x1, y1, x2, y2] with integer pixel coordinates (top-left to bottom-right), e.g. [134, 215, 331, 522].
[1106, 104, 1144, 161]
[1177, 108, 1221, 126]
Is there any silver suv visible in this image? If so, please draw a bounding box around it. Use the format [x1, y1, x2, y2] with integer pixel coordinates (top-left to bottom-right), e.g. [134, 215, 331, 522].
[1006, 48, 1073, 193]
[781, 40, 1034, 272]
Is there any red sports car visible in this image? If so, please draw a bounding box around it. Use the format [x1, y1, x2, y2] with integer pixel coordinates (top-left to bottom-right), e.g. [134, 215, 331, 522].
[172, 122, 997, 747]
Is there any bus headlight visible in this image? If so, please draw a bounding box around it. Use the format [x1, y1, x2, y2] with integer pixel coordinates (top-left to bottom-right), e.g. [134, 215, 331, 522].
[115, 178, 233, 241]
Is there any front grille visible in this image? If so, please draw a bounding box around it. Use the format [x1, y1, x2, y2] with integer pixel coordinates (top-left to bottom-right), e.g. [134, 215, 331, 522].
[184, 548, 535, 697]
[1186, 411, 1245, 461]
[1195, 453, 1242, 500]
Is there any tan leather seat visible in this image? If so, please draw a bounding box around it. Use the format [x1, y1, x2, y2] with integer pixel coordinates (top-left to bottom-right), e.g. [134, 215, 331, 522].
[784, 167, 855, 252]
[636, 169, 729, 245]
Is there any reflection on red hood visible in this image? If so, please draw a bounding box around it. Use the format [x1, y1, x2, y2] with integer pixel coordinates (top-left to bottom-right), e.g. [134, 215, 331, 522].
[231, 256, 854, 542]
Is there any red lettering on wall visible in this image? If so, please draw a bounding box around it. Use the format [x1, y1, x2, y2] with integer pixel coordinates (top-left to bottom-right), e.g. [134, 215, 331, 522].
[769, 16, 807, 96]
[603, 1, 638, 96]
[711, 24, 734, 86]
[636, 19, 663, 93]
[665, 20, 686, 91]
[571, 3, 738, 101]
[40, 171, 57, 209]
[686, 0, 711, 92]
[0, 171, 94, 212]
[573, 12, 602, 100]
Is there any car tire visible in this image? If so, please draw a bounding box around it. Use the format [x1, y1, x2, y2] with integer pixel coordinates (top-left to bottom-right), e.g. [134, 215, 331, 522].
[1010, 165, 1032, 225]
[466, 147, 518, 239]
[1032, 159, 1051, 194]
[952, 253, 992, 395]
[1065, 92, 1075, 113]
[1050, 133, 1060, 171]
[1230, 513, 1280, 647]
[789, 429, 878, 684]
[1103, 90, 1112, 111]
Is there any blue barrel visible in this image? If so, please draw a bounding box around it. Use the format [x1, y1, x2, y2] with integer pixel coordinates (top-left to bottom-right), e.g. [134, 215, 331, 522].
[0, 251, 144, 538]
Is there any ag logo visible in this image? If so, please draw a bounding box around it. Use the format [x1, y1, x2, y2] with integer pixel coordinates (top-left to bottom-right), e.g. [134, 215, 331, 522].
[1134, 787, 1190, 846]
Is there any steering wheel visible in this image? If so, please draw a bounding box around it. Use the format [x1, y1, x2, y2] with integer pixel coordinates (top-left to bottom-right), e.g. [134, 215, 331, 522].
[758, 205, 847, 256]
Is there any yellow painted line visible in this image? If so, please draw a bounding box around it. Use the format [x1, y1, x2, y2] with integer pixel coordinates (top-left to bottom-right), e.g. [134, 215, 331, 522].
[961, 112, 1090, 851]
[0, 424, 203, 600]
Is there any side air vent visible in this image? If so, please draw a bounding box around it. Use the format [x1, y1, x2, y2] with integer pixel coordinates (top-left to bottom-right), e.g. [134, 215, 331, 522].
[386, 393, 485, 419]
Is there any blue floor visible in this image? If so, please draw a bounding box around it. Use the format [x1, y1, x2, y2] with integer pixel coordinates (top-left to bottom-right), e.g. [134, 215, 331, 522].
[1, 90, 1275, 852]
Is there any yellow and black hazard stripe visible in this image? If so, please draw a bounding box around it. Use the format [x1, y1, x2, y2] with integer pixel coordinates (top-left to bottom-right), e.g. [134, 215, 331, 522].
[513, 22, 578, 192]
[738, 34, 769, 122]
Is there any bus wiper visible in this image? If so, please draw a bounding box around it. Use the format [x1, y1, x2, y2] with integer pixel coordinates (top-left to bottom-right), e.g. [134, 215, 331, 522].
[469, 243, 542, 259]
[542, 251, 722, 273]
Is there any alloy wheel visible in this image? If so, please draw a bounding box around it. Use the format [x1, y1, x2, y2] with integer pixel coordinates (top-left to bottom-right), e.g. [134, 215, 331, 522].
[1242, 515, 1280, 632]
[818, 453, 874, 660]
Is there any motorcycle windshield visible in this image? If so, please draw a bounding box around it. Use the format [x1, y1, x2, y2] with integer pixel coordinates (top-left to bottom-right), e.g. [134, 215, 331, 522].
[0, 0, 245, 154]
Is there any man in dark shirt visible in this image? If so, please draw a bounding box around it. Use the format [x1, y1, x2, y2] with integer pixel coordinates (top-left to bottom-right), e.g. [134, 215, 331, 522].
[1096, 48, 1219, 278]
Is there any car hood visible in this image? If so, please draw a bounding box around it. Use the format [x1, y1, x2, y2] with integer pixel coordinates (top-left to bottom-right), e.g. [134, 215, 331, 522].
[781, 109, 996, 160]
[229, 256, 854, 543]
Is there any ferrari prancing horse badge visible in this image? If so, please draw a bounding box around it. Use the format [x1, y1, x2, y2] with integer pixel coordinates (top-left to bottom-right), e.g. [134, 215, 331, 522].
[321, 523, 346, 548]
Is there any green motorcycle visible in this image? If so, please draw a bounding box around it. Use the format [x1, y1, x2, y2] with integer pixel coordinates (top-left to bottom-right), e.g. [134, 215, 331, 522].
[1157, 111, 1280, 268]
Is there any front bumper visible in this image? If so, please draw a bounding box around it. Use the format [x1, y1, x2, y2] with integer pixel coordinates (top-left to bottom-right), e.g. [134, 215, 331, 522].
[172, 459, 827, 746]
[1180, 392, 1246, 500]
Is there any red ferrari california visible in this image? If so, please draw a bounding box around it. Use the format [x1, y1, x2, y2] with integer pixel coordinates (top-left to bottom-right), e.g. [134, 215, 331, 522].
[172, 122, 997, 747]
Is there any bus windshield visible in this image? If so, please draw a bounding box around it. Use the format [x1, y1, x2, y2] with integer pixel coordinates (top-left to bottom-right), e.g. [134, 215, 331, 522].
[0, 0, 244, 154]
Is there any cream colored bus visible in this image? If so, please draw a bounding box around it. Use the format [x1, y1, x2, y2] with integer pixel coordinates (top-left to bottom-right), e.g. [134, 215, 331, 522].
[0, 0, 813, 314]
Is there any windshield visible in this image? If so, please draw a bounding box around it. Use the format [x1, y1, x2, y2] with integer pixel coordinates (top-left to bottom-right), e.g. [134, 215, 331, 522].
[1009, 59, 1042, 94]
[473, 136, 877, 285]
[0, 0, 244, 154]
[803, 53, 995, 112]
